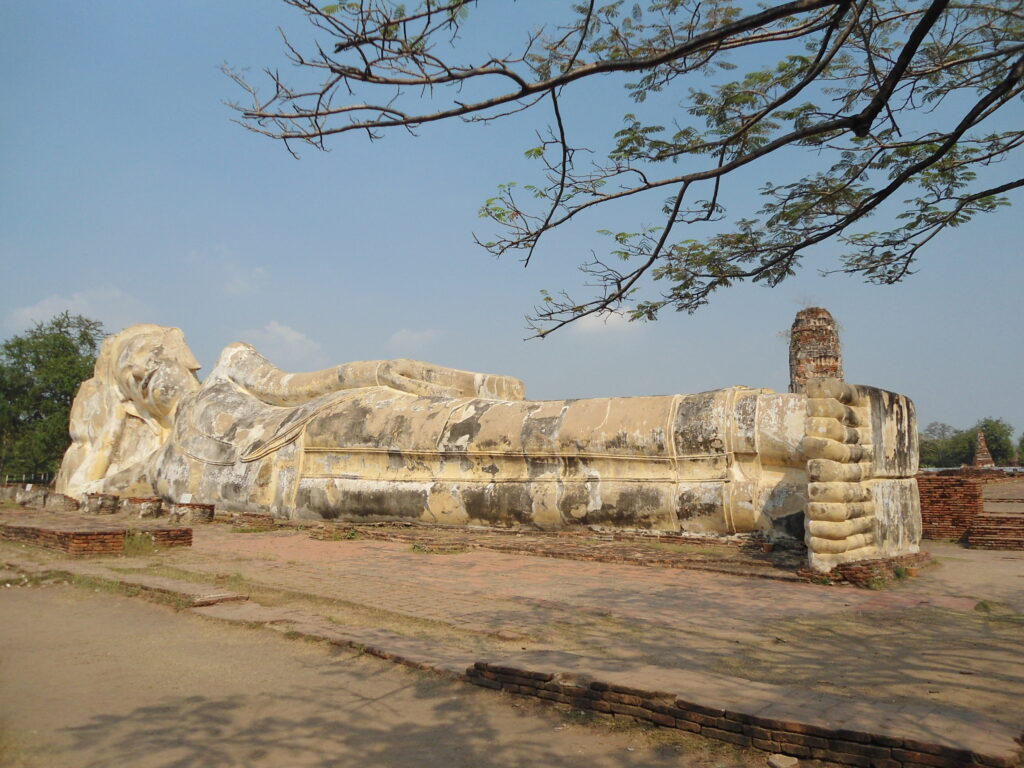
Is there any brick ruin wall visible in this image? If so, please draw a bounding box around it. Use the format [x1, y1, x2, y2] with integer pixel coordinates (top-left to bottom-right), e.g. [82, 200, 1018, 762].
[798, 552, 931, 587]
[917, 471, 1024, 550]
[916, 475, 983, 541]
[0, 521, 193, 556]
[464, 662, 998, 767]
[0, 522, 126, 556]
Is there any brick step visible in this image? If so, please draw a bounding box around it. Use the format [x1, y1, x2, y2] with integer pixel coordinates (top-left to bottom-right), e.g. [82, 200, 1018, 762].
[968, 541, 1024, 550]
[969, 529, 1024, 536]
[970, 516, 1024, 525]
[967, 533, 1024, 550]
[970, 521, 1024, 529]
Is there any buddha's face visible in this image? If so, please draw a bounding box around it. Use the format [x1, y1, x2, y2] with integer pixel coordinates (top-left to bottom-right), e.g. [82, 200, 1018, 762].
[117, 328, 201, 427]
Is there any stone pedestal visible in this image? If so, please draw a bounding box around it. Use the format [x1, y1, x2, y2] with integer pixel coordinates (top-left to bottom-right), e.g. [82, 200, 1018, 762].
[44, 493, 81, 512]
[84, 493, 120, 514]
[14, 487, 49, 508]
[168, 502, 215, 524]
[119, 497, 164, 518]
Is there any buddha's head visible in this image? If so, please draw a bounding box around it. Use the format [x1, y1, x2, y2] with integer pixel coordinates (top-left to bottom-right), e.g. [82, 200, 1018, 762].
[100, 324, 202, 429]
[57, 325, 203, 497]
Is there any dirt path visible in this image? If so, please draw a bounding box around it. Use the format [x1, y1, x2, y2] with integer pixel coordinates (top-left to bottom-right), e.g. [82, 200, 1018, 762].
[0, 584, 762, 768]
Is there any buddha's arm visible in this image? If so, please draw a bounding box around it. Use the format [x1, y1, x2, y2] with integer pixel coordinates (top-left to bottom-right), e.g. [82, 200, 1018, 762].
[215, 343, 525, 406]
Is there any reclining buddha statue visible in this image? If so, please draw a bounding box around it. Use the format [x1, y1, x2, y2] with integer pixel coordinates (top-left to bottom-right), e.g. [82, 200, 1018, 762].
[56, 310, 921, 571]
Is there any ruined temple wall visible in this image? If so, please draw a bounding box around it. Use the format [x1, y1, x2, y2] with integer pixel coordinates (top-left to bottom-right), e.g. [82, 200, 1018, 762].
[916, 474, 982, 541]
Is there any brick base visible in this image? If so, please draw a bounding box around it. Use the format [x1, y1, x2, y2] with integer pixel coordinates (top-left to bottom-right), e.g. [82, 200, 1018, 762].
[918, 472, 1024, 550]
[797, 552, 932, 587]
[230, 512, 277, 530]
[464, 661, 1013, 767]
[968, 514, 1024, 550]
[0, 519, 192, 556]
[0, 521, 125, 555]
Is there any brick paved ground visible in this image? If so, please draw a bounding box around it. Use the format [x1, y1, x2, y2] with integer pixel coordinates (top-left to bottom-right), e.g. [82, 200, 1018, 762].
[57, 522, 1023, 723]
[3, 510, 1023, 765]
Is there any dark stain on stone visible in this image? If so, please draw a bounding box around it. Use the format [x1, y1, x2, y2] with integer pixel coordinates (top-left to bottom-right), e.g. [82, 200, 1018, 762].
[606, 431, 633, 450]
[461, 484, 532, 525]
[445, 410, 483, 450]
[866, 387, 917, 477]
[527, 458, 563, 480]
[733, 392, 758, 449]
[299, 483, 426, 521]
[586, 486, 667, 528]
[773, 510, 805, 540]
[557, 485, 589, 521]
[673, 392, 724, 456]
[522, 414, 562, 450]
[675, 485, 723, 521]
[762, 482, 805, 518]
[307, 402, 375, 446]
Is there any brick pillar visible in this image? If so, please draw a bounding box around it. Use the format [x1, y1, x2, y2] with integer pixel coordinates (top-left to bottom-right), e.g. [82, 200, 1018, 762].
[789, 308, 844, 394]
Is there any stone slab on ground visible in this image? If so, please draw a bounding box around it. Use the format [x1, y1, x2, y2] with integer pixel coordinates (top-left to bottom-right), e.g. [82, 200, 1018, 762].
[192, 600, 474, 676]
[2, 555, 247, 607]
[93, 571, 248, 607]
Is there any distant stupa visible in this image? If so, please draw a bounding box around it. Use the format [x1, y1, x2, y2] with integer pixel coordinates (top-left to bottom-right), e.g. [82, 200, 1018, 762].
[789, 308, 844, 394]
[973, 431, 996, 467]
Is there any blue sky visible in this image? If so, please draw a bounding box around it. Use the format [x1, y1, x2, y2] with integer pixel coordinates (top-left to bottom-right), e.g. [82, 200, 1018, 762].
[1, 2, 1021, 439]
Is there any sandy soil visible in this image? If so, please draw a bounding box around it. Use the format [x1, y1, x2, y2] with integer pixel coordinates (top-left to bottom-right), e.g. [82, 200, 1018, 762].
[0, 584, 766, 768]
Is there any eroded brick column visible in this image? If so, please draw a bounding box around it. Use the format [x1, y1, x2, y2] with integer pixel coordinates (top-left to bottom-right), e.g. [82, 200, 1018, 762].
[973, 431, 995, 467]
[789, 307, 844, 394]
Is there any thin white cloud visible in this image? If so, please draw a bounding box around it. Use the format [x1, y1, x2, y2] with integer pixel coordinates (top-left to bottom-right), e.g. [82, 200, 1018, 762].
[387, 328, 441, 355]
[236, 321, 327, 371]
[570, 312, 640, 335]
[5, 286, 150, 335]
[225, 266, 266, 295]
[187, 246, 266, 296]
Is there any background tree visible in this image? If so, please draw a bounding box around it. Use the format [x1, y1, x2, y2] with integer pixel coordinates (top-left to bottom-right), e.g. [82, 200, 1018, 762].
[918, 417, 1018, 467]
[0, 312, 105, 479]
[972, 416, 1016, 465]
[228, 0, 1024, 336]
[918, 421, 968, 467]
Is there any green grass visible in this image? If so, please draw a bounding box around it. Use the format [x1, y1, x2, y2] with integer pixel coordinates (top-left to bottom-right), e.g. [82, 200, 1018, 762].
[123, 531, 159, 557]
[409, 542, 467, 554]
[64, 572, 194, 610]
[314, 527, 362, 541]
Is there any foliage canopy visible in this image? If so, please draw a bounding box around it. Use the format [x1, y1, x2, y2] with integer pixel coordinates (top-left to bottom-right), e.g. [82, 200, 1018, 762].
[0, 312, 105, 478]
[919, 417, 1018, 467]
[228, 0, 1024, 336]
